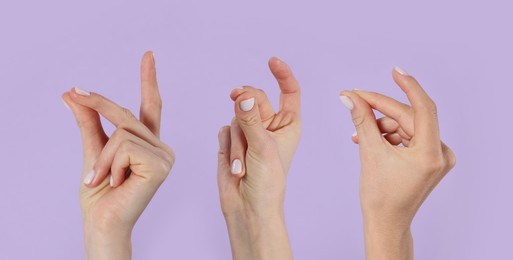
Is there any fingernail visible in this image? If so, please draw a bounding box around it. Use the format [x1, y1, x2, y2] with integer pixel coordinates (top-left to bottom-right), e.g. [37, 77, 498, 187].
[394, 66, 409, 76]
[62, 98, 71, 110]
[231, 159, 242, 174]
[234, 86, 244, 90]
[84, 170, 95, 185]
[151, 51, 156, 65]
[352, 131, 358, 137]
[339, 96, 354, 110]
[109, 175, 114, 187]
[272, 56, 283, 63]
[74, 87, 90, 96]
[240, 98, 255, 112]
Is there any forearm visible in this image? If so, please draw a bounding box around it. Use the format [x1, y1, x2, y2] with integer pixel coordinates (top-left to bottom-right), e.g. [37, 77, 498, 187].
[84, 222, 132, 260]
[225, 211, 293, 260]
[363, 217, 413, 260]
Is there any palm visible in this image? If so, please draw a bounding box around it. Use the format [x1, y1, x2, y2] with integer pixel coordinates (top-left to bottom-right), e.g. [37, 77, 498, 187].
[266, 112, 301, 173]
[80, 165, 138, 227]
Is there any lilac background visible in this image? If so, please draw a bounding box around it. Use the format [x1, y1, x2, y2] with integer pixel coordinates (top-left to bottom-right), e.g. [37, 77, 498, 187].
[0, 0, 511, 259]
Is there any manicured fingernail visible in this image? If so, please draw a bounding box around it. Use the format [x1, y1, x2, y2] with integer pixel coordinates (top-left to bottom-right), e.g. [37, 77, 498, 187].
[234, 86, 244, 90]
[109, 175, 114, 187]
[74, 87, 90, 96]
[231, 159, 242, 174]
[240, 98, 255, 112]
[352, 131, 358, 137]
[84, 170, 95, 185]
[62, 98, 71, 110]
[339, 96, 354, 110]
[151, 51, 156, 64]
[394, 66, 409, 76]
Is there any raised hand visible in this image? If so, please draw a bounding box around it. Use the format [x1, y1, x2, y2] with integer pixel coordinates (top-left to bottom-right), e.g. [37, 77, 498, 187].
[62, 52, 174, 260]
[217, 57, 300, 260]
[339, 67, 456, 260]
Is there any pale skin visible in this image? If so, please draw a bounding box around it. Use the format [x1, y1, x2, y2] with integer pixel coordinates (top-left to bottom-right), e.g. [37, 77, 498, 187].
[61, 52, 454, 259]
[217, 57, 300, 260]
[340, 67, 456, 260]
[62, 51, 174, 260]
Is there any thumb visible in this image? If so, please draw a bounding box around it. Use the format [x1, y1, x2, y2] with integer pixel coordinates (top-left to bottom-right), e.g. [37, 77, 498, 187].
[62, 91, 108, 162]
[339, 91, 382, 147]
[234, 93, 269, 152]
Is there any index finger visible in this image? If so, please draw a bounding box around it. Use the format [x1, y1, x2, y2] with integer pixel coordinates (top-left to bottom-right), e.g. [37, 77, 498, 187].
[268, 57, 301, 116]
[139, 51, 162, 138]
[392, 67, 440, 146]
[69, 87, 168, 154]
[352, 90, 414, 136]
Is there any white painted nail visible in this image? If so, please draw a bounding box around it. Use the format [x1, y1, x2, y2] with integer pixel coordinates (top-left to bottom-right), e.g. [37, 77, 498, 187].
[240, 98, 255, 112]
[83, 170, 95, 185]
[394, 66, 409, 76]
[109, 175, 114, 187]
[339, 96, 354, 110]
[352, 131, 358, 137]
[62, 98, 71, 110]
[234, 86, 244, 90]
[74, 87, 90, 96]
[231, 159, 242, 174]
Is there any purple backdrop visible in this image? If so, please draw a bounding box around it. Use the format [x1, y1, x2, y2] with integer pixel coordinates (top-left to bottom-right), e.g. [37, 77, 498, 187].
[0, 0, 511, 259]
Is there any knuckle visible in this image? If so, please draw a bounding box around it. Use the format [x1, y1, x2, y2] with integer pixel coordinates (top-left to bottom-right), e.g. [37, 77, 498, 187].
[92, 163, 102, 174]
[162, 144, 175, 159]
[144, 97, 162, 110]
[75, 117, 98, 131]
[158, 144, 175, 171]
[92, 94, 105, 108]
[121, 107, 136, 121]
[218, 125, 230, 140]
[154, 96, 163, 108]
[257, 88, 267, 97]
[418, 154, 445, 174]
[352, 113, 367, 128]
[158, 159, 172, 176]
[153, 157, 173, 182]
[111, 128, 128, 141]
[445, 148, 457, 170]
[419, 99, 438, 117]
[218, 148, 228, 158]
[118, 140, 134, 153]
[166, 148, 176, 167]
[238, 113, 260, 127]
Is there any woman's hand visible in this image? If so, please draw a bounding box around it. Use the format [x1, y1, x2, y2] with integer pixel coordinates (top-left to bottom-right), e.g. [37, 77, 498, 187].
[217, 57, 300, 260]
[340, 67, 456, 260]
[62, 51, 175, 260]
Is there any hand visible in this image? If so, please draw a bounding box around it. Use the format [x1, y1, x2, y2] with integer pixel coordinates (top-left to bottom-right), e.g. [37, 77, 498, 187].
[62, 51, 175, 260]
[339, 67, 456, 260]
[217, 57, 300, 260]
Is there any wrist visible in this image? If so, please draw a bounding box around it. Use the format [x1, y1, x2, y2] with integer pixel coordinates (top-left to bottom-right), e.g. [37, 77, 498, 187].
[224, 210, 292, 260]
[84, 219, 133, 260]
[363, 216, 413, 260]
